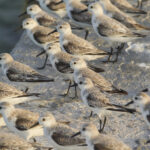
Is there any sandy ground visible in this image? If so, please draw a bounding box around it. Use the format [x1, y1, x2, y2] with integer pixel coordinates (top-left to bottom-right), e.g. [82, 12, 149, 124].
[0, 0, 150, 150]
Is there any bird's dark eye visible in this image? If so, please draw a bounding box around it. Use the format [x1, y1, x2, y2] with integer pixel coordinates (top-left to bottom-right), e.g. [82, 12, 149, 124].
[26, 22, 29, 25]
[90, 6, 93, 9]
[135, 97, 138, 100]
[79, 81, 83, 84]
[82, 128, 86, 131]
[48, 47, 51, 49]
[0, 58, 2, 60]
[0, 106, 2, 109]
[74, 62, 76, 65]
[42, 118, 46, 121]
[59, 26, 62, 29]
[30, 8, 33, 11]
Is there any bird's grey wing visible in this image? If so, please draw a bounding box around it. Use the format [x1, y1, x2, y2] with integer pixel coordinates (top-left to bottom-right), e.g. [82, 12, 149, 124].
[33, 30, 59, 44]
[94, 143, 111, 150]
[63, 38, 102, 55]
[37, 17, 56, 27]
[97, 17, 133, 37]
[0, 82, 23, 98]
[47, 1, 66, 11]
[52, 132, 85, 146]
[87, 91, 109, 108]
[55, 61, 73, 74]
[6, 67, 52, 82]
[70, 3, 91, 24]
[15, 118, 39, 131]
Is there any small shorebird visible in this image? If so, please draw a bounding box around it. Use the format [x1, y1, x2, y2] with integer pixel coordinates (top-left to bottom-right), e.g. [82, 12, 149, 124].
[110, 0, 147, 14]
[39, 112, 87, 150]
[63, 0, 92, 39]
[35, 0, 67, 18]
[0, 53, 54, 82]
[0, 131, 35, 150]
[77, 77, 136, 121]
[19, 4, 57, 28]
[0, 81, 40, 105]
[98, 0, 150, 30]
[81, 2, 146, 43]
[72, 123, 132, 150]
[22, 18, 59, 48]
[38, 43, 104, 97]
[0, 102, 44, 141]
[49, 22, 111, 61]
[133, 92, 150, 127]
[70, 58, 128, 95]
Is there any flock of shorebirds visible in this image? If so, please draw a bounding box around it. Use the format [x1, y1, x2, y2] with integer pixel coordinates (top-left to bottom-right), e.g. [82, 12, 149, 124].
[0, 0, 150, 149]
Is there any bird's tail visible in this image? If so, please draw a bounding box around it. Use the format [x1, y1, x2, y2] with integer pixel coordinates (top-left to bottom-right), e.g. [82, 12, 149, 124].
[134, 24, 150, 31]
[107, 87, 128, 95]
[107, 103, 136, 114]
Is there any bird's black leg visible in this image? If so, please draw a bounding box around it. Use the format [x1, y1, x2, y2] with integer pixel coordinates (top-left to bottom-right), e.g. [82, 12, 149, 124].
[84, 111, 93, 119]
[99, 117, 107, 132]
[84, 29, 89, 40]
[71, 82, 78, 99]
[59, 80, 72, 97]
[37, 54, 48, 70]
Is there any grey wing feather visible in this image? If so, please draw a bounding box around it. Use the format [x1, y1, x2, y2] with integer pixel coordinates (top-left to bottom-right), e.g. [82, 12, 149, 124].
[34, 31, 59, 44]
[15, 110, 39, 131]
[37, 17, 56, 27]
[71, 2, 91, 24]
[6, 63, 53, 82]
[55, 61, 73, 73]
[52, 132, 85, 146]
[87, 89, 110, 108]
[15, 118, 39, 131]
[94, 143, 111, 150]
[97, 16, 133, 37]
[63, 35, 104, 55]
[47, 2, 66, 11]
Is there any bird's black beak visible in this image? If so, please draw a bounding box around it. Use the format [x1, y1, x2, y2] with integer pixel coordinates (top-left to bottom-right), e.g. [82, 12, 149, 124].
[125, 100, 134, 106]
[48, 29, 57, 35]
[18, 11, 27, 18]
[79, 9, 88, 14]
[71, 27, 83, 30]
[55, 0, 63, 5]
[14, 25, 23, 32]
[142, 88, 148, 92]
[71, 132, 81, 138]
[36, 50, 46, 57]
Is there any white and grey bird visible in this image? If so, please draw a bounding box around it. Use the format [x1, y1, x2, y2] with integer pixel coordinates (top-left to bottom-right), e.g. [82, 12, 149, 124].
[70, 58, 128, 95]
[38, 43, 104, 97]
[86, 2, 146, 43]
[72, 123, 131, 150]
[77, 77, 136, 120]
[39, 112, 88, 150]
[0, 53, 54, 82]
[133, 92, 150, 127]
[22, 18, 59, 48]
[110, 0, 147, 14]
[0, 102, 43, 141]
[20, 4, 57, 28]
[35, 0, 67, 18]
[49, 22, 111, 61]
[63, 0, 92, 39]
[0, 81, 40, 105]
[0, 131, 35, 150]
[98, 0, 150, 30]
